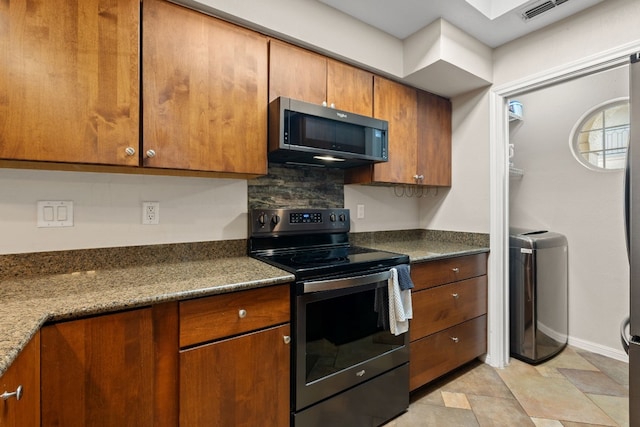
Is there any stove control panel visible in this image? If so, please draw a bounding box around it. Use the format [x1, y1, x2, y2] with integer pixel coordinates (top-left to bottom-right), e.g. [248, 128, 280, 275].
[290, 212, 323, 224]
[250, 208, 350, 235]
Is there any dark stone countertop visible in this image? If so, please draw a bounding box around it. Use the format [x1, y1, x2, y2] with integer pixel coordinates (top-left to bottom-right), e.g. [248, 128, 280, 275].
[0, 231, 489, 376]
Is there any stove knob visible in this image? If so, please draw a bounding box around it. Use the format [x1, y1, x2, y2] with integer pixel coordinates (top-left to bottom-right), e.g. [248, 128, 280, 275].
[329, 213, 337, 222]
[258, 213, 268, 226]
[339, 214, 346, 222]
[271, 215, 280, 225]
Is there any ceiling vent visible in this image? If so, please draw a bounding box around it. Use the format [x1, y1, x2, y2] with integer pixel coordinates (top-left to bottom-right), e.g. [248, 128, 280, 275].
[521, 0, 571, 21]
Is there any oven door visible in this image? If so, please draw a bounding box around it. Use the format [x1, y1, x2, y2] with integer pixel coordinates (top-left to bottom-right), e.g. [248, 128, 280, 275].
[294, 269, 409, 411]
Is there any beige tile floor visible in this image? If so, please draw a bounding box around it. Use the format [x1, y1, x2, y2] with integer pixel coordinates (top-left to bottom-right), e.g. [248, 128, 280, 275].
[387, 346, 629, 426]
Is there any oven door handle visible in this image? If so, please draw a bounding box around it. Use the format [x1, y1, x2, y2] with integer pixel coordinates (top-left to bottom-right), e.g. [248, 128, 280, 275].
[302, 270, 392, 294]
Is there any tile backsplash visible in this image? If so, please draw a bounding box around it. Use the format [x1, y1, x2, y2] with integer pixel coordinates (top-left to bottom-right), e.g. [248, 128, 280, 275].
[247, 164, 344, 210]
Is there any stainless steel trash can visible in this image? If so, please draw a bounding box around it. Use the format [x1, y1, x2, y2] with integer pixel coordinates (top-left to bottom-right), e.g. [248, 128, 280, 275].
[509, 229, 568, 364]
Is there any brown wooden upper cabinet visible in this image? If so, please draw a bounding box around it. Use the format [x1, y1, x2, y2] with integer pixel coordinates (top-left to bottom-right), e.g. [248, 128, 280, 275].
[269, 40, 374, 116]
[0, 0, 140, 166]
[1, 0, 448, 181]
[142, 0, 268, 175]
[417, 90, 452, 187]
[346, 77, 452, 186]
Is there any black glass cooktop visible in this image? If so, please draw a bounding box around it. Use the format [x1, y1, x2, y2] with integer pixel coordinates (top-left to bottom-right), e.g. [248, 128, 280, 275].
[253, 245, 409, 280]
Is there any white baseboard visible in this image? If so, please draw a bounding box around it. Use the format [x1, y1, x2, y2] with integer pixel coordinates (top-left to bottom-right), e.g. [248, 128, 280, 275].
[537, 321, 567, 344]
[568, 336, 629, 363]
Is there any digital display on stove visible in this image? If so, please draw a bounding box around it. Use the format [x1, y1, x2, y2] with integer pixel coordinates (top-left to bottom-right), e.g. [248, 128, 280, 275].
[290, 212, 323, 224]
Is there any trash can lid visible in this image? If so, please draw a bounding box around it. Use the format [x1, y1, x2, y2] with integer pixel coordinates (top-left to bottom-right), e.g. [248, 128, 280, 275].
[509, 229, 568, 249]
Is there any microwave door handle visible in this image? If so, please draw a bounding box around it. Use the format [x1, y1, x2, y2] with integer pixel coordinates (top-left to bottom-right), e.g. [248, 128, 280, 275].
[302, 270, 392, 293]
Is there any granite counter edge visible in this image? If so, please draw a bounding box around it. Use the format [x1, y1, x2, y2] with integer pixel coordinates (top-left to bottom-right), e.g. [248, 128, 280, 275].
[0, 272, 294, 378]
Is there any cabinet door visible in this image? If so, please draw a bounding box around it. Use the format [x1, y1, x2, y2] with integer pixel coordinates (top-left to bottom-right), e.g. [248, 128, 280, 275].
[370, 77, 418, 184]
[326, 59, 373, 116]
[180, 324, 290, 427]
[0, 333, 40, 427]
[143, 0, 268, 174]
[268, 40, 327, 104]
[0, 0, 140, 166]
[417, 90, 452, 186]
[41, 309, 155, 427]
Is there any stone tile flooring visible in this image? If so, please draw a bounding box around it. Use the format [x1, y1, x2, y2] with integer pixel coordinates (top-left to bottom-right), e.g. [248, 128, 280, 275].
[386, 346, 629, 426]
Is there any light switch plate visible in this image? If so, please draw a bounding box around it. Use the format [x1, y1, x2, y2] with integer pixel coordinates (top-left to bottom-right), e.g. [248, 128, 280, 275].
[37, 201, 74, 227]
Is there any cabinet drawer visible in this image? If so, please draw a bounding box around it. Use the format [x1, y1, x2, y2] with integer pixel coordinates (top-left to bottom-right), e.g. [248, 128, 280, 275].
[179, 285, 290, 347]
[411, 253, 487, 291]
[409, 315, 487, 391]
[410, 276, 487, 342]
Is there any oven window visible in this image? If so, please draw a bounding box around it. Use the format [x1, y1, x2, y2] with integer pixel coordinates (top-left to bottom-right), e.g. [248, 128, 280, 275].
[304, 286, 403, 383]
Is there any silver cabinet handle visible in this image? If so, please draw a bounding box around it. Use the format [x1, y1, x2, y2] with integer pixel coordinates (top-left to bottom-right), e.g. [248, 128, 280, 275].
[1, 385, 22, 401]
[452, 267, 460, 273]
[452, 293, 459, 299]
[238, 309, 247, 318]
[146, 149, 156, 158]
[125, 147, 136, 156]
[283, 335, 291, 344]
[450, 337, 459, 343]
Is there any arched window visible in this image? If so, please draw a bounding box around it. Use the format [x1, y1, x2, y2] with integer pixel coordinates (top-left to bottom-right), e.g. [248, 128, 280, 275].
[571, 99, 630, 171]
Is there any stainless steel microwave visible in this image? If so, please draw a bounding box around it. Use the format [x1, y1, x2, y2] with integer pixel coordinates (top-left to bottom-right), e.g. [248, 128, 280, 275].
[268, 97, 388, 168]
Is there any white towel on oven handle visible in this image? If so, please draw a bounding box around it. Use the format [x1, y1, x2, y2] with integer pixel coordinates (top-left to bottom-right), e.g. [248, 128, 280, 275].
[388, 266, 413, 335]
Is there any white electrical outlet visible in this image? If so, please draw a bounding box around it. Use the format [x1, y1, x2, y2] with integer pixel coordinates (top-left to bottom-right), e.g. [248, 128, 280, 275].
[142, 202, 160, 225]
[357, 204, 365, 219]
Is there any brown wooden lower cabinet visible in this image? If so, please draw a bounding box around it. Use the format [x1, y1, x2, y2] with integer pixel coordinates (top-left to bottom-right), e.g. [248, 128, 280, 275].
[409, 253, 488, 391]
[40, 309, 155, 427]
[35, 284, 291, 427]
[410, 315, 487, 391]
[0, 332, 40, 427]
[179, 323, 291, 427]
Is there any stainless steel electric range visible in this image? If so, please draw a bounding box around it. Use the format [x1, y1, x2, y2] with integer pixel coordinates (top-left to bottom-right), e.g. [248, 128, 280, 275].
[249, 208, 410, 427]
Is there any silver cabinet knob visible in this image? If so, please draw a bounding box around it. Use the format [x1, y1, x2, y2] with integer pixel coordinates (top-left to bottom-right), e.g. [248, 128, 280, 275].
[413, 175, 424, 183]
[283, 335, 291, 344]
[238, 309, 247, 318]
[125, 147, 136, 156]
[452, 267, 460, 273]
[450, 337, 459, 343]
[1, 385, 23, 401]
[322, 101, 328, 107]
[146, 149, 156, 158]
[330, 103, 335, 109]
[452, 293, 459, 299]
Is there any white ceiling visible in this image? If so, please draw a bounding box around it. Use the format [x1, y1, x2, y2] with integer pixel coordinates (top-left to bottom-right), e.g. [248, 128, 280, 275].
[316, 0, 603, 48]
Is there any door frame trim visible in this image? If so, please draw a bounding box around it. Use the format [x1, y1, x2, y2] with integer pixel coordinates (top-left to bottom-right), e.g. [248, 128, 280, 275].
[487, 39, 640, 368]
